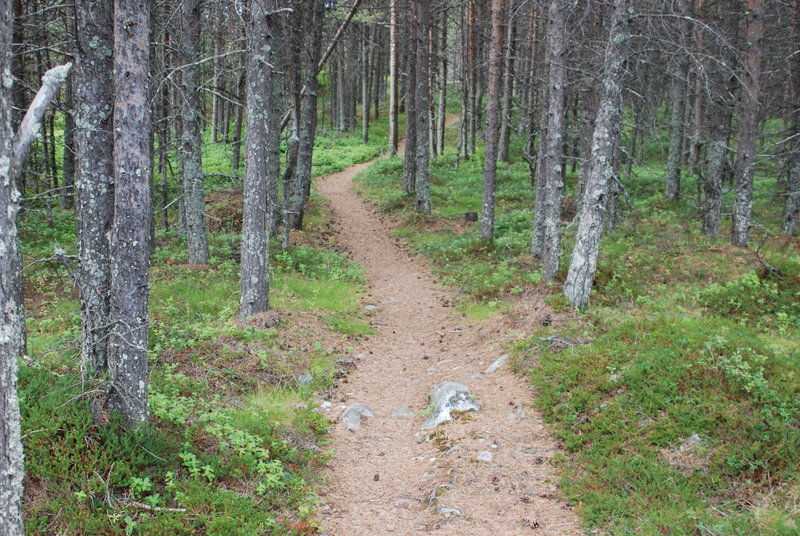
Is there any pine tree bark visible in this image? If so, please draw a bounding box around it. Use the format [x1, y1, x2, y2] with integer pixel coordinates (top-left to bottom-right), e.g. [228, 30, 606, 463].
[702, 0, 739, 239]
[239, 0, 278, 320]
[289, 0, 324, 232]
[563, 0, 632, 309]
[75, 0, 114, 376]
[481, 0, 504, 239]
[0, 2, 24, 531]
[782, 1, 800, 235]
[107, 0, 151, 428]
[497, 0, 515, 164]
[731, 0, 764, 247]
[389, 0, 399, 155]
[402, 5, 418, 194]
[534, 0, 567, 279]
[178, 0, 209, 264]
[665, 0, 690, 201]
[414, 0, 432, 215]
[61, 78, 75, 209]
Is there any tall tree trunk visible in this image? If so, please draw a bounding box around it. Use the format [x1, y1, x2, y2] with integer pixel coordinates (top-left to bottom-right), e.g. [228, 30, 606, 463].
[533, 0, 567, 279]
[402, 5, 418, 194]
[288, 0, 324, 232]
[239, 0, 278, 320]
[179, 0, 209, 265]
[362, 25, 370, 145]
[497, 0, 515, 164]
[107, 0, 152, 428]
[415, 0, 432, 214]
[563, 0, 632, 309]
[702, 0, 739, 239]
[75, 0, 115, 376]
[481, 0, 504, 239]
[0, 2, 24, 531]
[389, 0, 399, 155]
[436, 1, 448, 156]
[731, 0, 764, 247]
[665, 0, 690, 201]
[782, 0, 800, 235]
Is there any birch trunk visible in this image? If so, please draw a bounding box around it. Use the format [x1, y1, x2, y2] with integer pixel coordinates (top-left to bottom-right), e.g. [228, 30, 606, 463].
[563, 0, 632, 309]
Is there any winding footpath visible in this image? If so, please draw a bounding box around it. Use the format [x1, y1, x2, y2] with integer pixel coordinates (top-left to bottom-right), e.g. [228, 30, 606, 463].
[315, 135, 582, 535]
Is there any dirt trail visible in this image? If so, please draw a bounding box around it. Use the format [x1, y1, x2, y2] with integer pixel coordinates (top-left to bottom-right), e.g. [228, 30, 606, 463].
[315, 134, 582, 535]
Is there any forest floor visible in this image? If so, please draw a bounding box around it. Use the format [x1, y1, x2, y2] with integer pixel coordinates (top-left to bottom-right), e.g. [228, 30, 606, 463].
[314, 130, 582, 535]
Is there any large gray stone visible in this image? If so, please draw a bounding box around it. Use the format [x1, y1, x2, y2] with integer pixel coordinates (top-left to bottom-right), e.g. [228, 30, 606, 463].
[341, 403, 374, 431]
[420, 382, 480, 430]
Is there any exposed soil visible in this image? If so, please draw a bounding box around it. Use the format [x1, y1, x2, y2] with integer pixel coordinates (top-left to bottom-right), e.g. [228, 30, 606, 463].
[315, 132, 583, 535]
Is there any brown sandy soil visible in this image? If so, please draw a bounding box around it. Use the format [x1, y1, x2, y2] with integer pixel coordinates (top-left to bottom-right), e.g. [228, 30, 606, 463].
[315, 133, 583, 535]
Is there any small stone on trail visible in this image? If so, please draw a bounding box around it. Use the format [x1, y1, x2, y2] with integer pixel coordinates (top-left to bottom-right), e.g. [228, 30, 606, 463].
[420, 381, 480, 430]
[341, 403, 374, 431]
[477, 451, 494, 463]
[320, 401, 332, 410]
[297, 372, 313, 385]
[390, 405, 413, 418]
[436, 505, 463, 517]
[484, 353, 510, 374]
[365, 304, 381, 312]
[462, 373, 483, 380]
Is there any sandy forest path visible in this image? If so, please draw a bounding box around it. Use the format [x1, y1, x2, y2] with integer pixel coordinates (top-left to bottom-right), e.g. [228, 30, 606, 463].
[314, 133, 582, 535]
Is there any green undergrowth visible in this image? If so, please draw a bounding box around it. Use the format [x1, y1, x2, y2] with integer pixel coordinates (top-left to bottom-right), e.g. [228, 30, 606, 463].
[18, 119, 380, 533]
[353, 113, 800, 533]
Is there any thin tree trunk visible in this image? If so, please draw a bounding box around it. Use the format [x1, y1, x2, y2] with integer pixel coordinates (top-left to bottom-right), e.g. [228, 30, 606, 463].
[563, 0, 632, 309]
[107, 0, 152, 428]
[497, 0, 515, 164]
[75, 0, 115, 376]
[702, 0, 739, 239]
[782, 1, 800, 235]
[415, 0, 432, 214]
[436, 1, 448, 156]
[731, 0, 764, 247]
[239, 0, 278, 320]
[481, 0, 504, 239]
[534, 0, 567, 279]
[179, 0, 209, 264]
[389, 0, 399, 155]
[230, 71, 245, 175]
[289, 0, 324, 232]
[665, 0, 690, 201]
[62, 77, 75, 209]
[402, 5, 418, 194]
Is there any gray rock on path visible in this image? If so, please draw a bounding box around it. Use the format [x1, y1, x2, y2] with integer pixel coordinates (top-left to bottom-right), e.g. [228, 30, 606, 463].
[484, 353, 509, 374]
[420, 381, 480, 430]
[341, 403, 374, 431]
[476, 451, 494, 463]
[390, 405, 413, 418]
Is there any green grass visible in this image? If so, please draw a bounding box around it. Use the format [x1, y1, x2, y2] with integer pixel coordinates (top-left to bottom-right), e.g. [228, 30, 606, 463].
[16, 109, 384, 534]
